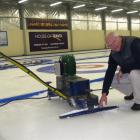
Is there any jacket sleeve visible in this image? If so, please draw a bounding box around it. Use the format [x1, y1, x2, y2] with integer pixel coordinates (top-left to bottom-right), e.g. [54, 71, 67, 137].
[102, 54, 118, 95]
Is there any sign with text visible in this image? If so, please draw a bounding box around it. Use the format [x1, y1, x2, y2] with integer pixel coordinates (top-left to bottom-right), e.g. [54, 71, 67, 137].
[29, 32, 68, 52]
[26, 18, 70, 30]
[0, 31, 8, 46]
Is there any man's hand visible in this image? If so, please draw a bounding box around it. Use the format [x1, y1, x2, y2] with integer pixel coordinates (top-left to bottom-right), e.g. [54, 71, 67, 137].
[116, 70, 123, 83]
[99, 93, 108, 107]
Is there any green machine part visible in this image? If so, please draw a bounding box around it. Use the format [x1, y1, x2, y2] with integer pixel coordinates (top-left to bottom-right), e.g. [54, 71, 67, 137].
[60, 55, 76, 76]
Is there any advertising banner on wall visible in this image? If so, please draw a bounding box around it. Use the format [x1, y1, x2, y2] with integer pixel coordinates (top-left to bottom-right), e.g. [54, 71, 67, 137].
[0, 31, 8, 46]
[29, 32, 68, 52]
[26, 18, 70, 30]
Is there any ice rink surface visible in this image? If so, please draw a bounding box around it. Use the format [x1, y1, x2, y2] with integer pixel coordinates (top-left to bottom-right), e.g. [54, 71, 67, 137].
[0, 49, 140, 140]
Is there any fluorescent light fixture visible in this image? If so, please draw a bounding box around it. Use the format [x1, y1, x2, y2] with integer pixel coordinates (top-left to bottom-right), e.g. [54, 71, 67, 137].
[133, 0, 140, 3]
[18, 0, 28, 3]
[126, 10, 138, 14]
[95, 6, 107, 11]
[111, 9, 123, 13]
[73, 4, 86, 9]
[50, 1, 62, 7]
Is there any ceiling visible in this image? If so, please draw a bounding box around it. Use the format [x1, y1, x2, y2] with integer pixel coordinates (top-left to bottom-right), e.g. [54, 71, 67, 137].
[0, 0, 140, 15]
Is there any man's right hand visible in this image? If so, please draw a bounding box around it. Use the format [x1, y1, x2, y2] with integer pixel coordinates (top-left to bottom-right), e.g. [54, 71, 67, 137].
[99, 93, 108, 107]
[116, 69, 123, 84]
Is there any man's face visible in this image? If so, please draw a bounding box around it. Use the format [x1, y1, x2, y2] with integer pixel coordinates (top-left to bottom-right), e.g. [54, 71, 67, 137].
[106, 36, 122, 52]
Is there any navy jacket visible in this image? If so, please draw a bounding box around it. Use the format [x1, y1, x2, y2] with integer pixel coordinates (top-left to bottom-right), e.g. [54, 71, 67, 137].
[102, 37, 140, 95]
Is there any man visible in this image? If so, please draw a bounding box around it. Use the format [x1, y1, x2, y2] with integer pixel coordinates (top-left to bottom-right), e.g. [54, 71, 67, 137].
[99, 32, 140, 110]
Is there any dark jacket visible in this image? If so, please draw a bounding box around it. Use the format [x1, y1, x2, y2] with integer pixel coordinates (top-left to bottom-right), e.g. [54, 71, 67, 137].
[102, 37, 140, 95]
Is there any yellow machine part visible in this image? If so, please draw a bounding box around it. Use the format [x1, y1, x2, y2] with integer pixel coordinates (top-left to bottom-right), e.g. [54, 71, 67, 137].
[0, 51, 68, 100]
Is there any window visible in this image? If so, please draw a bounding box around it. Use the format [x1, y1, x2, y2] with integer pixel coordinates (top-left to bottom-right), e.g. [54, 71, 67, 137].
[72, 20, 87, 30]
[72, 12, 101, 30]
[131, 18, 140, 31]
[88, 14, 101, 30]
[88, 21, 102, 30]
[117, 17, 127, 30]
[106, 16, 128, 30]
[106, 16, 117, 30]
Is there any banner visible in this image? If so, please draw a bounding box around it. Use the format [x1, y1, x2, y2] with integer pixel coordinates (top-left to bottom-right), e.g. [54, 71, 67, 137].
[26, 18, 69, 30]
[0, 31, 8, 46]
[29, 32, 68, 52]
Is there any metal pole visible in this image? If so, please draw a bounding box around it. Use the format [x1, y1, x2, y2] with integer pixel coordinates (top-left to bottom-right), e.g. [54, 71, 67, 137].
[127, 15, 132, 36]
[101, 12, 106, 49]
[18, 4, 27, 55]
[65, 3, 73, 51]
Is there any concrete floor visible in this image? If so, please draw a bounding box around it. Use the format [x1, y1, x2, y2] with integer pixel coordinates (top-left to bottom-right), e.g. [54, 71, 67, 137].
[0, 49, 139, 140]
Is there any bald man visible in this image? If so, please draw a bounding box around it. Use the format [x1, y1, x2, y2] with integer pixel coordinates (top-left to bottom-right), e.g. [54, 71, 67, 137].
[99, 32, 140, 110]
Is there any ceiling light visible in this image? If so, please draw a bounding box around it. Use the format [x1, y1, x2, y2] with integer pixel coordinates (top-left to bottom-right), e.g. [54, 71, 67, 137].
[73, 4, 86, 9]
[95, 7, 107, 11]
[126, 10, 138, 14]
[18, 0, 28, 4]
[133, 0, 140, 3]
[50, 1, 62, 7]
[111, 9, 124, 13]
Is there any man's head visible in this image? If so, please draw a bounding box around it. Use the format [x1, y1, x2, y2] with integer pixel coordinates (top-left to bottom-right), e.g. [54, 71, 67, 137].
[106, 32, 122, 52]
